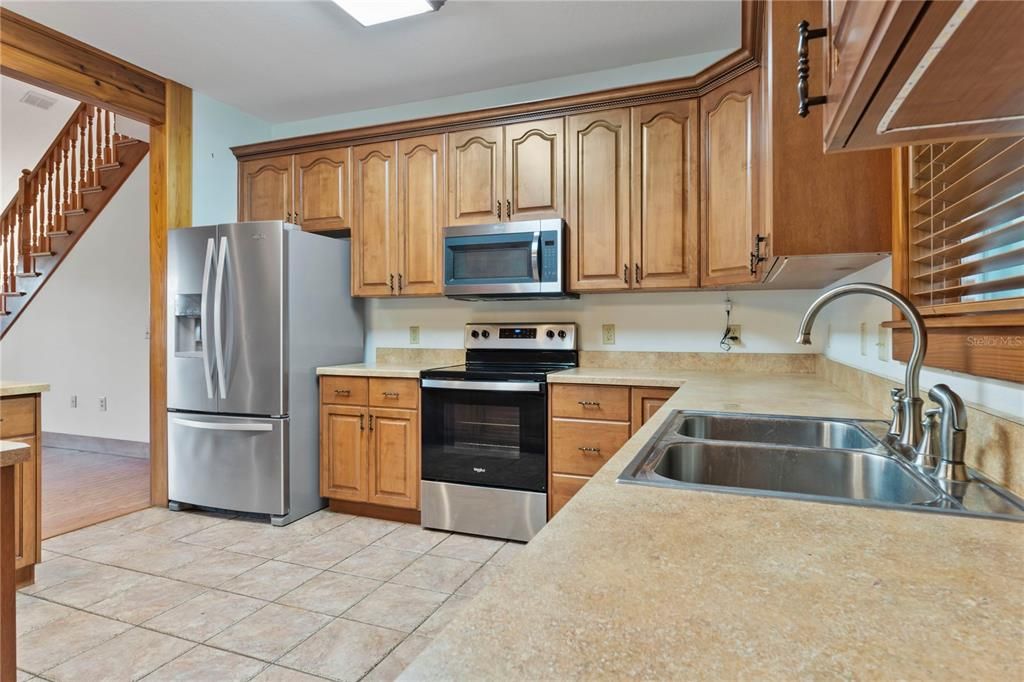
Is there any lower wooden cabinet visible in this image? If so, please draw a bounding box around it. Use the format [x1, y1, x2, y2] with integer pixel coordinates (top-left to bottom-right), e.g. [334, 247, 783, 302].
[319, 378, 420, 512]
[0, 395, 41, 581]
[548, 383, 677, 517]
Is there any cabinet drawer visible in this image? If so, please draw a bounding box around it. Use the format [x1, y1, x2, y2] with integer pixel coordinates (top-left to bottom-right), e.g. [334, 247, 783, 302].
[321, 376, 368, 406]
[551, 384, 630, 421]
[551, 418, 630, 477]
[369, 378, 418, 410]
[550, 473, 589, 517]
[0, 396, 36, 438]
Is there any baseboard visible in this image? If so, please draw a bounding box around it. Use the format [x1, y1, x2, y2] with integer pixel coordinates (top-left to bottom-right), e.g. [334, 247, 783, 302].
[328, 499, 420, 524]
[42, 432, 150, 459]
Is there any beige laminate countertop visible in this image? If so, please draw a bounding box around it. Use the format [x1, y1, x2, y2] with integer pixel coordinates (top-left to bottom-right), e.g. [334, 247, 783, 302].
[0, 381, 49, 397]
[404, 371, 1024, 680]
[316, 362, 453, 379]
[549, 367, 691, 387]
[0, 440, 30, 467]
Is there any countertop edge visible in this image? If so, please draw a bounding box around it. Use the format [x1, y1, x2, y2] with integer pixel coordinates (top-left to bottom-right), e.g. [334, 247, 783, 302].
[0, 383, 50, 397]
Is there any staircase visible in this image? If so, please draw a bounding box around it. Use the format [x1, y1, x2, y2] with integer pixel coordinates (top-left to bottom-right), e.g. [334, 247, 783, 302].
[0, 102, 148, 339]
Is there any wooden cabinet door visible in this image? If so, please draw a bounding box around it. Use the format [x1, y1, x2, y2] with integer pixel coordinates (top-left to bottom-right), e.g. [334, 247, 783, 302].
[239, 155, 292, 222]
[631, 100, 700, 289]
[700, 69, 762, 286]
[352, 141, 398, 297]
[294, 147, 350, 232]
[368, 408, 419, 510]
[7, 436, 37, 570]
[447, 127, 502, 226]
[320, 405, 368, 502]
[566, 109, 631, 291]
[504, 118, 564, 220]
[630, 388, 676, 435]
[398, 135, 445, 296]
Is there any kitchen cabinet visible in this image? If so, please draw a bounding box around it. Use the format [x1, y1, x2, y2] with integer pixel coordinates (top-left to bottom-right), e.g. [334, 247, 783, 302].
[700, 68, 762, 287]
[397, 135, 445, 296]
[239, 149, 351, 233]
[0, 395, 41, 585]
[351, 141, 398, 297]
[818, 0, 1024, 151]
[319, 376, 420, 513]
[548, 383, 676, 517]
[448, 118, 564, 225]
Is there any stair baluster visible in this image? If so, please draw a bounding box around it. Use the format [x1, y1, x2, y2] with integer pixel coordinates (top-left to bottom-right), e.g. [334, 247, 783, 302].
[78, 110, 87, 200]
[102, 110, 113, 165]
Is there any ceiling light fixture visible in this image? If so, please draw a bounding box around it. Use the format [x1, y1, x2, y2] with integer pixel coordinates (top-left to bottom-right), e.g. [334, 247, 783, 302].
[332, 0, 444, 27]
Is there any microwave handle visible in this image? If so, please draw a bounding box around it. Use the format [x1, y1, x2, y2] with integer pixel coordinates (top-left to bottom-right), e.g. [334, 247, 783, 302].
[531, 231, 540, 283]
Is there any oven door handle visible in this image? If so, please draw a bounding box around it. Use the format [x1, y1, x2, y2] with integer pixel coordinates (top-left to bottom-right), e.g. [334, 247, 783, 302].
[421, 379, 543, 393]
[531, 231, 541, 283]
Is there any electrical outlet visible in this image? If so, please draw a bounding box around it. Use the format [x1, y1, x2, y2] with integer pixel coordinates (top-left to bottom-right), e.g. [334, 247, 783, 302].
[98, 396, 107, 412]
[70, 394, 78, 408]
[409, 326, 420, 344]
[859, 322, 868, 356]
[726, 324, 742, 344]
[602, 324, 616, 345]
[877, 325, 890, 361]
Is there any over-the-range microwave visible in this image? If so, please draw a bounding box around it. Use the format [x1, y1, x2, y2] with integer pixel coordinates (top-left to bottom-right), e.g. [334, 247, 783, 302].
[442, 219, 577, 300]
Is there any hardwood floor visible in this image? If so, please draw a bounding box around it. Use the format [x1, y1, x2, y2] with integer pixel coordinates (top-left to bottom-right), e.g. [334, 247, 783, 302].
[42, 447, 150, 539]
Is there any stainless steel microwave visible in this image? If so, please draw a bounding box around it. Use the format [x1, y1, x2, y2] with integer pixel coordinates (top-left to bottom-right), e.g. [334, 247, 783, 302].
[442, 219, 575, 300]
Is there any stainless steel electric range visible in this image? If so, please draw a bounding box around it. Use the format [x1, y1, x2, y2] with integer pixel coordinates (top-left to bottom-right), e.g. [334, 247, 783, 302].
[420, 323, 578, 542]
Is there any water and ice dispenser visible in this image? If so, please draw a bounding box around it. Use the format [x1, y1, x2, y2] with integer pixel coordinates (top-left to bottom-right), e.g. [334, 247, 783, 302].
[174, 294, 204, 356]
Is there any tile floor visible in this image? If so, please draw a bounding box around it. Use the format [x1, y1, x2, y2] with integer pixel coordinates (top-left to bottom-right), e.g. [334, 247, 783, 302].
[17, 506, 524, 681]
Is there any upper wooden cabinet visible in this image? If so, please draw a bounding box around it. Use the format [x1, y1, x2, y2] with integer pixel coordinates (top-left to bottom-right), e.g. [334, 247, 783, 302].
[816, 0, 1024, 151]
[352, 135, 446, 297]
[700, 69, 761, 287]
[294, 148, 350, 231]
[448, 118, 564, 225]
[239, 155, 292, 223]
[239, 150, 351, 233]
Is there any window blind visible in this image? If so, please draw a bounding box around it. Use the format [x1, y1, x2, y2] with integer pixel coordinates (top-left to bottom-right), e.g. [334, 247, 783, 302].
[908, 137, 1024, 316]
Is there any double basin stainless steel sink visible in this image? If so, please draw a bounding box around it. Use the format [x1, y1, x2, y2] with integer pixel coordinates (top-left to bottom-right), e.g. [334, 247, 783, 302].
[618, 411, 1024, 521]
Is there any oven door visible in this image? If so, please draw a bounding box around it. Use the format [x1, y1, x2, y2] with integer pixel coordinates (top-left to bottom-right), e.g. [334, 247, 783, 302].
[443, 228, 541, 297]
[421, 379, 547, 492]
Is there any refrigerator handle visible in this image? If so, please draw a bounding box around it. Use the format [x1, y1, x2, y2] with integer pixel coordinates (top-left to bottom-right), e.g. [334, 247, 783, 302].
[200, 238, 216, 400]
[213, 235, 229, 400]
[172, 417, 273, 432]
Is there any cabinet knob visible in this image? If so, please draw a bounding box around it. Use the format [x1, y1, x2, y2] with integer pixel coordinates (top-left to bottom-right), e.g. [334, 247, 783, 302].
[797, 20, 828, 117]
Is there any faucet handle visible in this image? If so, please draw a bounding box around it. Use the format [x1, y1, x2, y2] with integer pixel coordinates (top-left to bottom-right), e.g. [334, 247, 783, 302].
[912, 408, 941, 469]
[887, 387, 905, 438]
[928, 384, 969, 482]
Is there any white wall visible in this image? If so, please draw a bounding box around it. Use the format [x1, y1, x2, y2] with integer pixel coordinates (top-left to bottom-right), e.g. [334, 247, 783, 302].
[820, 258, 1024, 417]
[0, 162, 151, 442]
[364, 289, 824, 362]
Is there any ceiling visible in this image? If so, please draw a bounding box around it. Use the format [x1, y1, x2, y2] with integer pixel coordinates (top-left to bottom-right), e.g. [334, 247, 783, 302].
[6, 0, 740, 123]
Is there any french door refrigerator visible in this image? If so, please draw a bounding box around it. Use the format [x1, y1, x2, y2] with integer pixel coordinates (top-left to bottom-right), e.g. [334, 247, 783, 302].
[167, 221, 363, 525]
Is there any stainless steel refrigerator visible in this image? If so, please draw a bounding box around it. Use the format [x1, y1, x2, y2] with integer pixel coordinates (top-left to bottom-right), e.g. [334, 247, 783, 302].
[167, 221, 363, 525]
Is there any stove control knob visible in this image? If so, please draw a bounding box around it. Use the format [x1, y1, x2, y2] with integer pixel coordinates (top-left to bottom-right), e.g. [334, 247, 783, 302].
[546, 330, 555, 339]
[470, 330, 480, 339]
[481, 330, 490, 339]
[557, 330, 567, 339]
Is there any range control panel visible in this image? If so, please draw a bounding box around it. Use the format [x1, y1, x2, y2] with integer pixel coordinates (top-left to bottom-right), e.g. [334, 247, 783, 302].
[464, 323, 577, 350]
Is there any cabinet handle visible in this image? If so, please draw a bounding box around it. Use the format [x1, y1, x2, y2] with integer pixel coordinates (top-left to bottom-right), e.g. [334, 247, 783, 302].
[389, 273, 395, 293]
[577, 400, 601, 408]
[750, 234, 767, 275]
[334, 389, 351, 396]
[359, 414, 364, 431]
[623, 264, 629, 284]
[368, 415, 374, 431]
[635, 263, 641, 283]
[295, 212, 301, 223]
[506, 199, 511, 219]
[496, 200, 501, 220]
[797, 20, 828, 117]
[578, 446, 601, 454]
[397, 273, 403, 292]
[382, 391, 400, 399]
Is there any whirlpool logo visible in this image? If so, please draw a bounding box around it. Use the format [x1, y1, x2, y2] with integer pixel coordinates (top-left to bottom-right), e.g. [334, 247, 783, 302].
[473, 467, 487, 474]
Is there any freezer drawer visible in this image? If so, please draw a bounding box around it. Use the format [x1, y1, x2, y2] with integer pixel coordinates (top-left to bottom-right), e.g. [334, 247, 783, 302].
[168, 412, 288, 515]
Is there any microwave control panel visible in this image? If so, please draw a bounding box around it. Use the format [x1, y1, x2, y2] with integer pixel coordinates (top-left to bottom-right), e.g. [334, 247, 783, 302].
[540, 230, 559, 282]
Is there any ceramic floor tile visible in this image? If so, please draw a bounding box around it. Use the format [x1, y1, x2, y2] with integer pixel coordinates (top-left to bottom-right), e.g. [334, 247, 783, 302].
[15, 593, 76, 636]
[280, 509, 354, 536]
[414, 594, 472, 639]
[330, 546, 420, 581]
[162, 549, 267, 587]
[363, 634, 433, 682]
[178, 519, 269, 549]
[250, 666, 323, 682]
[139, 512, 232, 541]
[277, 571, 381, 616]
[429, 534, 504, 563]
[16, 670, 33, 681]
[143, 589, 266, 642]
[390, 554, 480, 594]
[34, 562, 150, 608]
[118, 540, 216, 575]
[343, 583, 446, 633]
[86, 574, 206, 624]
[94, 507, 178, 533]
[42, 524, 128, 555]
[207, 603, 331, 662]
[16, 609, 131, 674]
[373, 524, 450, 553]
[39, 548, 61, 562]
[142, 645, 267, 681]
[69, 531, 156, 563]
[224, 527, 312, 559]
[278, 618, 404, 682]
[220, 561, 321, 601]
[324, 516, 401, 545]
[45, 626, 194, 682]
[488, 541, 526, 566]
[455, 562, 505, 598]
[275, 534, 365, 570]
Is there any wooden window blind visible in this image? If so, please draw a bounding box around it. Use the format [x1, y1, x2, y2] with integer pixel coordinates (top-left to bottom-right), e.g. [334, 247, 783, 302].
[907, 137, 1024, 315]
